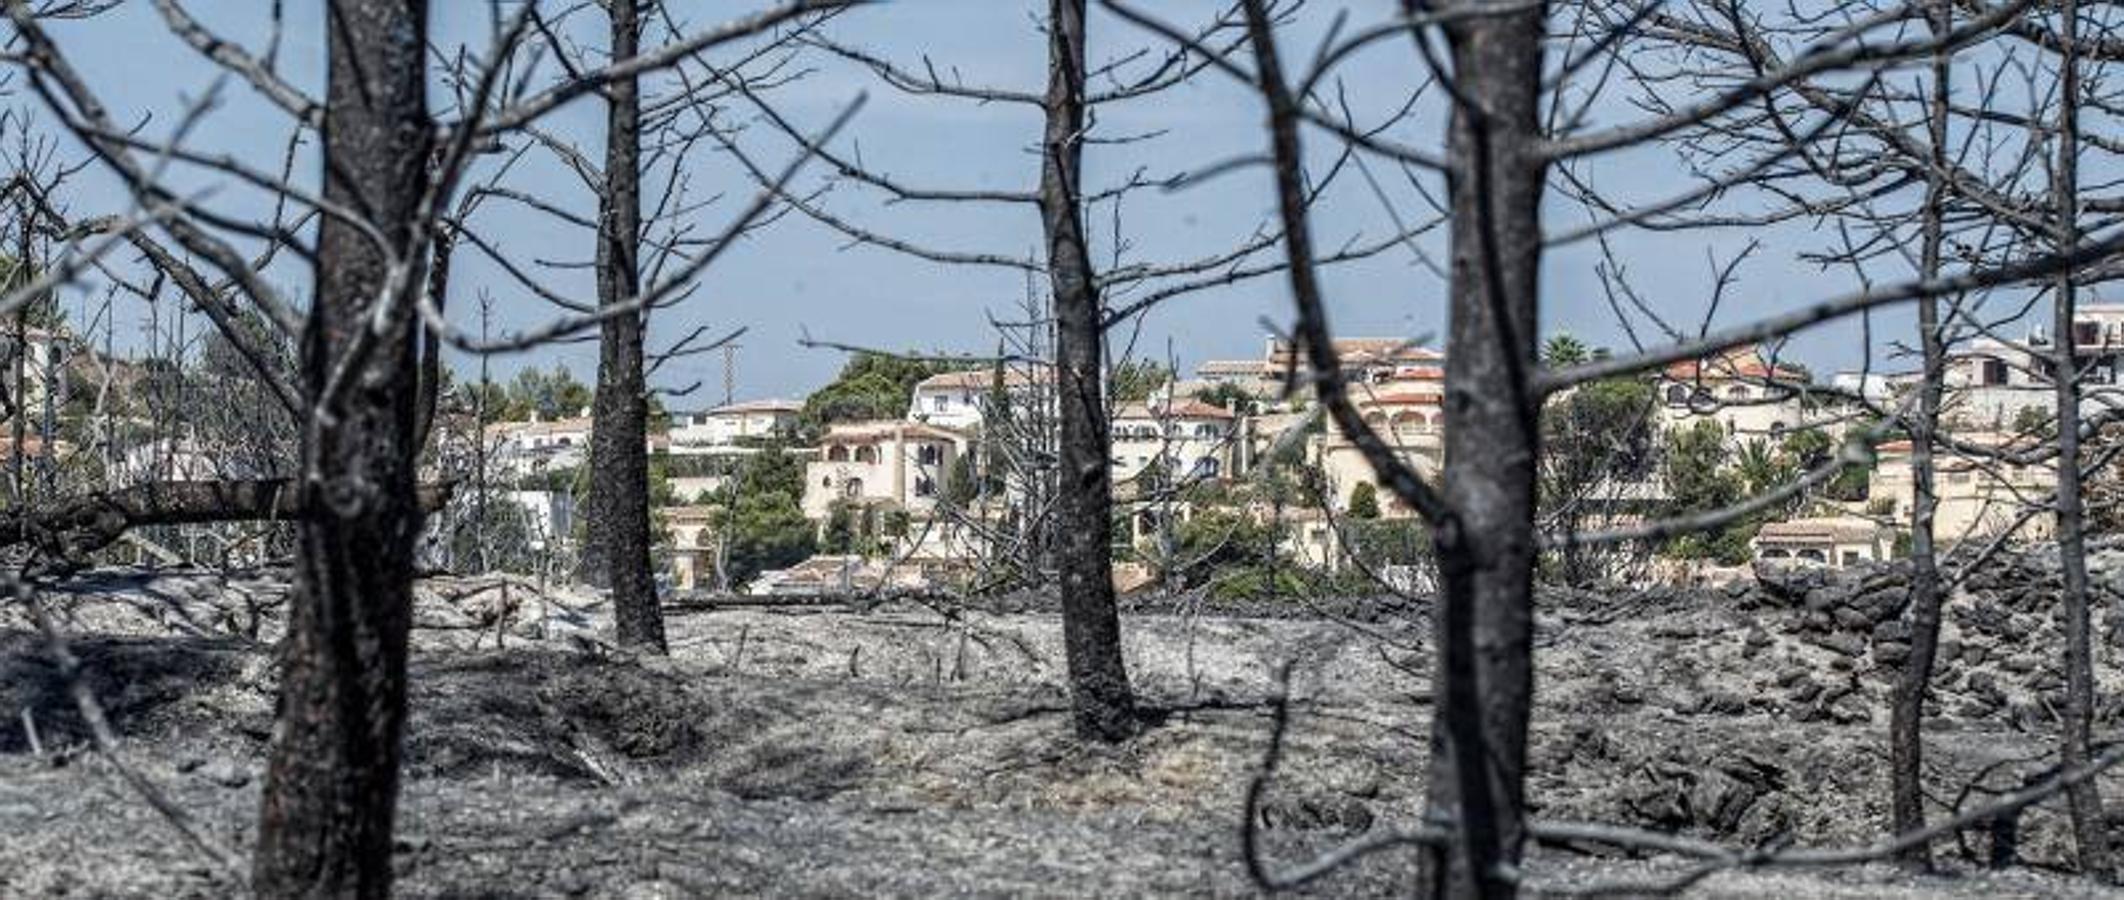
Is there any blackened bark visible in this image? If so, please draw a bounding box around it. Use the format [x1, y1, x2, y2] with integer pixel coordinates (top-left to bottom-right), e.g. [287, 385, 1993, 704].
[1043, 0, 1136, 742]
[1890, 0, 1951, 868]
[252, 1, 431, 895]
[1421, 3, 1546, 896]
[412, 225, 454, 455]
[585, 0, 667, 652]
[2052, 0, 2112, 875]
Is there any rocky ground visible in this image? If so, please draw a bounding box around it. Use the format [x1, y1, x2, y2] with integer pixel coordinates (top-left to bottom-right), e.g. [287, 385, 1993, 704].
[4, 554, 2124, 898]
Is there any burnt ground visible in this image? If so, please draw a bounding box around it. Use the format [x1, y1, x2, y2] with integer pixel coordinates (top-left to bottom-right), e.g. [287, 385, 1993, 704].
[5, 560, 2124, 897]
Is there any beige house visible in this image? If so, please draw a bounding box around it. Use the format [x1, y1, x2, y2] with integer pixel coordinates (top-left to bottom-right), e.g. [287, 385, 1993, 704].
[802, 421, 967, 519]
[1753, 516, 1892, 568]
[1656, 344, 1819, 441]
[1871, 434, 2055, 542]
[1266, 336, 1445, 385]
[661, 505, 721, 591]
[1315, 385, 1445, 517]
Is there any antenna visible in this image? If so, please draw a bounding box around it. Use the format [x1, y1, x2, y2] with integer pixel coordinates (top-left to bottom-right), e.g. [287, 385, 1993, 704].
[722, 342, 740, 406]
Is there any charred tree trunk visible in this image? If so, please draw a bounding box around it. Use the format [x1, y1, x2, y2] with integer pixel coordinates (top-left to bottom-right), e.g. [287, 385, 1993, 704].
[252, 1, 432, 895]
[1421, 2, 1546, 896]
[1890, 0, 1951, 868]
[2051, 0, 2111, 876]
[585, 0, 667, 652]
[1043, 0, 1136, 742]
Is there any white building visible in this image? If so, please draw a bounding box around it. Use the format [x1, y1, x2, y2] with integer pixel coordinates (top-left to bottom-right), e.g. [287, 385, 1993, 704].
[485, 416, 594, 479]
[669, 399, 800, 447]
[907, 368, 1045, 430]
[1111, 397, 1239, 487]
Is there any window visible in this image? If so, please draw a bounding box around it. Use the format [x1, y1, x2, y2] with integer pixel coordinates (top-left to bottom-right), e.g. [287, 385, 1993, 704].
[2075, 320, 2103, 346]
[1190, 457, 1221, 479]
[915, 476, 936, 497]
[854, 446, 878, 464]
[932, 395, 948, 412]
[821, 476, 832, 487]
[917, 444, 942, 466]
[1980, 358, 2009, 386]
[1726, 385, 1751, 400]
[1195, 423, 1220, 438]
[1841, 550, 1862, 567]
[1665, 384, 1689, 405]
[827, 445, 850, 462]
[843, 477, 864, 498]
[1798, 549, 1827, 563]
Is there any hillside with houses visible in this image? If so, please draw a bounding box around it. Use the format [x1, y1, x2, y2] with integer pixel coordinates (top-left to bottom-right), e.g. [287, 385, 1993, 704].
[443, 312, 2124, 599]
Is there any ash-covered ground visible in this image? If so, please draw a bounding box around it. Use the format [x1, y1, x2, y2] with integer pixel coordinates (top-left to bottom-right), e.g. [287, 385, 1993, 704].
[5, 554, 2124, 898]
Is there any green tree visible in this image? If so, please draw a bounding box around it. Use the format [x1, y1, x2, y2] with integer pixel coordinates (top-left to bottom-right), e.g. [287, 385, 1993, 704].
[821, 502, 857, 554]
[0, 255, 66, 330]
[944, 452, 978, 507]
[1538, 376, 1656, 583]
[505, 364, 592, 420]
[715, 442, 816, 587]
[1347, 481, 1382, 519]
[801, 352, 957, 432]
[1541, 332, 1590, 367]
[1109, 358, 1173, 404]
[1193, 381, 1259, 415]
[1661, 420, 1754, 563]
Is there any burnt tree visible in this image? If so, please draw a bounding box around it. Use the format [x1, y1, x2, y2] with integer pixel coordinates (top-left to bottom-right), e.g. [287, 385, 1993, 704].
[252, 0, 432, 894]
[1889, 0, 1953, 868]
[1044, 0, 1137, 742]
[2050, 0, 2112, 874]
[581, 0, 667, 652]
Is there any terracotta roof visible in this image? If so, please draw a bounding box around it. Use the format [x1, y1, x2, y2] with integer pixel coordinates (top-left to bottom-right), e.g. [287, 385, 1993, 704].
[1268, 337, 1443, 367]
[914, 368, 1046, 391]
[1662, 344, 1808, 383]
[1196, 359, 1267, 376]
[821, 420, 967, 442]
[1357, 389, 1444, 406]
[1756, 517, 1883, 543]
[707, 398, 801, 415]
[487, 416, 594, 438]
[1113, 398, 1235, 421]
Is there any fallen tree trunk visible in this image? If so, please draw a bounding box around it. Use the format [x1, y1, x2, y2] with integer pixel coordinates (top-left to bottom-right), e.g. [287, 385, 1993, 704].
[2, 479, 454, 564]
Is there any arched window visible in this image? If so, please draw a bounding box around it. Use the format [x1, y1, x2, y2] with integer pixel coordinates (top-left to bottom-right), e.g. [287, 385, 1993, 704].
[1665, 384, 1689, 405]
[1798, 548, 1827, 563]
[854, 445, 878, 464]
[1727, 385, 1752, 400]
[1190, 456, 1221, 479]
[843, 477, 864, 498]
[827, 445, 850, 462]
[917, 444, 942, 466]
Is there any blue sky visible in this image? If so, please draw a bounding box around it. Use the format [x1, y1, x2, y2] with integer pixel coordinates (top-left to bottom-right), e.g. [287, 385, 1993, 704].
[15, 1, 1980, 405]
